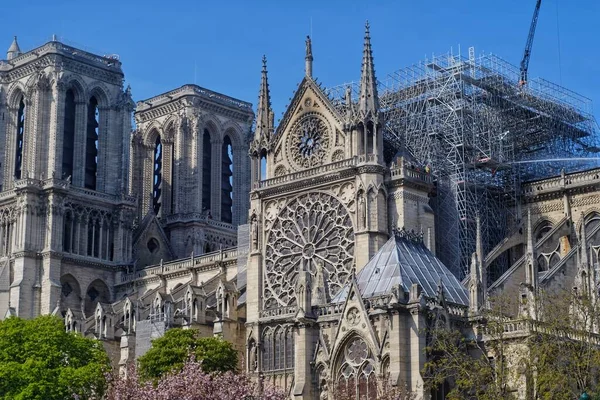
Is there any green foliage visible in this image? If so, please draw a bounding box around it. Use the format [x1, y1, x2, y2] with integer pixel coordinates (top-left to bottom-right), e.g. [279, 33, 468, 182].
[0, 315, 110, 400]
[424, 290, 600, 399]
[138, 328, 238, 381]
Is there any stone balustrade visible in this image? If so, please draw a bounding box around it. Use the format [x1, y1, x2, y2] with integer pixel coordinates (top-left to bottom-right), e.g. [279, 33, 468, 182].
[522, 168, 600, 197]
[119, 248, 238, 284]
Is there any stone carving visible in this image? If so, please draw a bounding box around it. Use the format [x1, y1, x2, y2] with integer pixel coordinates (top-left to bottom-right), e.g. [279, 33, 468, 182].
[288, 113, 330, 169]
[263, 192, 354, 309]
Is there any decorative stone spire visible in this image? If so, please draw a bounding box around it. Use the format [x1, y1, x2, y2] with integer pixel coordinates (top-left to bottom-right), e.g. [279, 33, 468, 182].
[305, 35, 313, 78]
[574, 212, 593, 298]
[254, 55, 272, 141]
[358, 21, 379, 118]
[7, 36, 21, 60]
[470, 216, 486, 314]
[476, 216, 487, 301]
[525, 209, 537, 290]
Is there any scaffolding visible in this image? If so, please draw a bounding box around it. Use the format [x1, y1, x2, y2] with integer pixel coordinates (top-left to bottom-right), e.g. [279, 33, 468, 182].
[326, 48, 599, 279]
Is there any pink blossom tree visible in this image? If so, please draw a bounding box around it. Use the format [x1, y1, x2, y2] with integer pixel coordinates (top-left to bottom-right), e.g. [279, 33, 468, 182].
[104, 358, 286, 400]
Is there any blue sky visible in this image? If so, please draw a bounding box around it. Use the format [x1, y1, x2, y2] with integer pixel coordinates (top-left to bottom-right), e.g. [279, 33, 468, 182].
[2, 0, 599, 122]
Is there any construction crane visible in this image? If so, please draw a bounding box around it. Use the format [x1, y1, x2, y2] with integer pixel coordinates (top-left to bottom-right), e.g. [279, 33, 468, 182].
[519, 0, 542, 88]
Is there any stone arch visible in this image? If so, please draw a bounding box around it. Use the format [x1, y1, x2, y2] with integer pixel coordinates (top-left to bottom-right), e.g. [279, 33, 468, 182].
[221, 122, 243, 148]
[142, 124, 162, 147]
[6, 82, 26, 109]
[84, 279, 111, 316]
[332, 333, 378, 399]
[87, 82, 111, 108]
[60, 274, 82, 312]
[533, 218, 554, 243]
[63, 75, 87, 103]
[203, 116, 221, 141]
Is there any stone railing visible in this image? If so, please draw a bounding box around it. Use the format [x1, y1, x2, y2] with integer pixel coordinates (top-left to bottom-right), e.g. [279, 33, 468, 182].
[119, 248, 238, 284]
[256, 157, 358, 189]
[389, 164, 434, 184]
[164, 213, 236, 230]
[485, 319, 600, 346]
[522, 168, 600, 197]
[140, 84, 253, 112]
[316, 303, 344, 317]
[259, 306, 297, 319]
[3, 41, 122, 71]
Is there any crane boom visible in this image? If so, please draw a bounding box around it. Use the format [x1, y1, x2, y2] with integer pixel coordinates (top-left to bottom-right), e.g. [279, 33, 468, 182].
[519, 0, 542, 87]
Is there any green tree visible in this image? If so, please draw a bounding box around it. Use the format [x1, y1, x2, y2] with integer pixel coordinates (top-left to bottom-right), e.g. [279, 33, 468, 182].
[0, 315, 110, 400]
[138, 328, 238, 380]
[424, 290, 600, 399]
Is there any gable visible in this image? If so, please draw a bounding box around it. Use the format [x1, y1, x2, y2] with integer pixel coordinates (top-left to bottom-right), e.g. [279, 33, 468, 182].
[270, 78, 348, 175]
[133, 214, 174, 268]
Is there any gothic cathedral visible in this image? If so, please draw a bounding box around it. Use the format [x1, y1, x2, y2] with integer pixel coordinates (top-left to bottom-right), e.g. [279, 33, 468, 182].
[1, 24, 600, 400]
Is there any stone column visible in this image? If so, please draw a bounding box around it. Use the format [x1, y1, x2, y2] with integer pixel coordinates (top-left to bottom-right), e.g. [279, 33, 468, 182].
[293, 324, 316, 399]
[47, 81, 66, 179]
[211, 138, 222, 221]
[72, 100, 87, 186]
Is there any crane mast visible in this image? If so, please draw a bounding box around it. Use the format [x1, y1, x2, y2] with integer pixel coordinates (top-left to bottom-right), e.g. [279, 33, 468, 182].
[519, 0, 542, 87]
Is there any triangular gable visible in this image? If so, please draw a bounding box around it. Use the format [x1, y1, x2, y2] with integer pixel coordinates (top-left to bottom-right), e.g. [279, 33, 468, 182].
[133, 212, 175, 267]
[275, 77, 344, 139]
[313, 329, 331, 366]
[270, 77, 348, 172]
[330, 276, 380, 364]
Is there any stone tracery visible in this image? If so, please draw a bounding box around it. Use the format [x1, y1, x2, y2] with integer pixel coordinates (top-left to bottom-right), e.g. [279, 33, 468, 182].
[288, 113, 330, 169]
[263, 192, 354, 309]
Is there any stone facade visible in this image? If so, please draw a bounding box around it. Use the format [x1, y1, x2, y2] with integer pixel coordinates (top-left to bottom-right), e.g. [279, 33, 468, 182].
[1, 27, 600, 400]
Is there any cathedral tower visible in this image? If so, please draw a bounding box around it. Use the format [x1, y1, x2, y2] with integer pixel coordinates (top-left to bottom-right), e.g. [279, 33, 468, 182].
[132, 85, 254, 261]
[0, 37, 135, 319]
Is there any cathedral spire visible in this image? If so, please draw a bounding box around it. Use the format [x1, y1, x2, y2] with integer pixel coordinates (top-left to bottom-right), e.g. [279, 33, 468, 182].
[525, 209, 537, 289]
[7, 36, 21, 60]
[358, 21, 379, 118]
[254, 55, 272, 141]
[305, 35, 313, 78]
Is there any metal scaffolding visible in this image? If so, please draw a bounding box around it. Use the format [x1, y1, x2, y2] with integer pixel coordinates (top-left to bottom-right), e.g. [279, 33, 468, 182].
[327, 48, 599, 279]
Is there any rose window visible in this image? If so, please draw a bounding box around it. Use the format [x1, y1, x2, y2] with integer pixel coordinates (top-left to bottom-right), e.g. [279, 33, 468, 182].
[263, 192, 354, 309]
[346, 338, 368, 365]
[289, 114, 330, 169]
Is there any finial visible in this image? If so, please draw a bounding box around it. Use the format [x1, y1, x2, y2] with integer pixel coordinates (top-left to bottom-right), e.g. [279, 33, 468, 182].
[365, 20, 370, 36]
[262, 54, 267, 71]
[305, 35, 313, 77]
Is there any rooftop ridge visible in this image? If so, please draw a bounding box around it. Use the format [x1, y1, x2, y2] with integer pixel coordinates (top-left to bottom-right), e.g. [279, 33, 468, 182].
[136, 84, 253, 112]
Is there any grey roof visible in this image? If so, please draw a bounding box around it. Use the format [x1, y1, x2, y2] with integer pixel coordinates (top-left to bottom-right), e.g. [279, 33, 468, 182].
[353, 235, 468, 306]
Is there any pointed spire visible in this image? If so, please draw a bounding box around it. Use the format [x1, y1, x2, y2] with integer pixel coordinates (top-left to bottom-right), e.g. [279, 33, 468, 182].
[7, 36, 21, 60]
[580, 212, 589, 267]
[525, 209, 538, 289]
[358, 21, 379, 117]
[254, 55, 272, 141]
[475, 216, 487, 298]
[305, 35, 313, 78]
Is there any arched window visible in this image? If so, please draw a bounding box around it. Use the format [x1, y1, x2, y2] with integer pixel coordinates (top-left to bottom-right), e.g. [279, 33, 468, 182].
[14, 96, 26, 179]
[365, 121, 374, 154]
[85, 96, 99, 190]
[262, 328, 273, 372]
[335, 337, 377, 400]
[62, 90, 76, 180]
[202, 129, 212, 212]
[221, 136, 233, 223]
[260, 149, 267, 181]
[153, 135, 162, 214]
[63, 211, 74, 252]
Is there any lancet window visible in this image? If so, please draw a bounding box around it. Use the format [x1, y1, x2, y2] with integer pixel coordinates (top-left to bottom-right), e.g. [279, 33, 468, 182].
[14, 97, 26, 179]
[261, 325, 295, 372]
[335, 336, 377, 400]
[221, 135, 233, 223]
[62, 89, 76, 180]
[202, 129, 212, 212]
[85, 96, 99, 190]
[153, 135, 162, 215]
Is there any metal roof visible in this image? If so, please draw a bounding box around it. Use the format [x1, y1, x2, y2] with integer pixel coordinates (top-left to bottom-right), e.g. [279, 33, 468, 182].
[350, 234, 469, 306]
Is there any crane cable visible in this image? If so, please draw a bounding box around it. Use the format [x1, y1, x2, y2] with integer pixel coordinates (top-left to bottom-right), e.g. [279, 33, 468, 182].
[556, 0, 563, 85]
